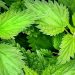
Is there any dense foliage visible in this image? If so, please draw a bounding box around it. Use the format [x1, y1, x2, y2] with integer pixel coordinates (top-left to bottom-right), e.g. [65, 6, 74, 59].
[0, 0, 75, 75]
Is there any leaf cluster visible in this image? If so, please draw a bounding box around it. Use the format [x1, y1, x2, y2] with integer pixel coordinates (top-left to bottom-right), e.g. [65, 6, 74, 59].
[0, 0, 75, 75]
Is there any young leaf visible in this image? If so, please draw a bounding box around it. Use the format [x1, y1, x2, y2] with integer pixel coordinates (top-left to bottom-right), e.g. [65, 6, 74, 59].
[24, 49, 56, 74]
[0, 10, 36, 39]
[0, 44, 24, 75]
[58, 34, 75, 64]
[42, 60, 75, 75]
[25, 0, 69, 35]
[24, 66, 38, 75]
[26, 26, 52, 50]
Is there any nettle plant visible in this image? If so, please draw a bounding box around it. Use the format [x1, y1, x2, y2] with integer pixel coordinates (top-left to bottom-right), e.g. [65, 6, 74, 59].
[1, 0, 75, 75]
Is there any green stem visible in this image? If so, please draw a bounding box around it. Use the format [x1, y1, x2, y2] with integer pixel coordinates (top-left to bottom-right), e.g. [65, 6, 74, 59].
[67, 24, 75, 34]
[64, 28, 69, 34]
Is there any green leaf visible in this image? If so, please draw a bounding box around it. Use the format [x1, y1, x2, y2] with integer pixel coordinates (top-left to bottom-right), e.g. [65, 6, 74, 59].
[0, 10, 36, 39]
[26, 0, 69, 35]
[58, 34, 75, 64]
[0, 44, 24, 75]
[3, 0, 21, 6]
[24, 66, 38, 75]
[42, 60, 75, 75]
[72, 13, 75, 27]
[58, 0, 75, 13]
[0, 0, 8, 10]
[26, 26, 52, 50]
[53, 33, 65, 50]
[9, 1, 26, 11]
[24, 49, 56, 74]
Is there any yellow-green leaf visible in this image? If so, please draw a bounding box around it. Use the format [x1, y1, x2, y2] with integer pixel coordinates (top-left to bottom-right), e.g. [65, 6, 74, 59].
[24, 66, 38, 75]
[26, 0, 69, 35]
[0, 44, 24, 75]
[0, 10, 36, 39]
[58, 34, 75, 64]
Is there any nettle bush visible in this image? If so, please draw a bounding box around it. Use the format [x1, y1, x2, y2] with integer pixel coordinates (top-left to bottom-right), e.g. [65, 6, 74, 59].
[0, 0, 75, 75]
